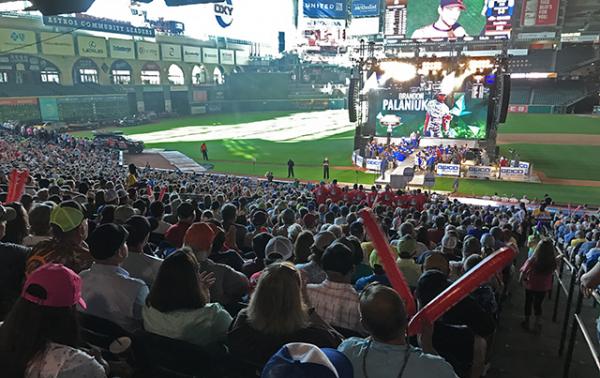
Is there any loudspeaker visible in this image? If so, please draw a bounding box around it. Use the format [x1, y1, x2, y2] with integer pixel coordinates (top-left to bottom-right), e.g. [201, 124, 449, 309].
[348, 78, 359, 123]
[487, 97, 496, 128]
[390, 175, 408, 189]
[29, 0, 96, 15]
[498, 74, 511, 124]
[278, 32, 286, 54]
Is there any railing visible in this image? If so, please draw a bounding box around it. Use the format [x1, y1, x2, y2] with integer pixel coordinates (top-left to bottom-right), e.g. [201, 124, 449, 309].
[551, 257, 578, 355]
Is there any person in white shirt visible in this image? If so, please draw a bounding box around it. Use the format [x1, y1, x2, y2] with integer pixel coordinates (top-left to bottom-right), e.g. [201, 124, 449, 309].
[411, 0, 468, 40]
[121, 216, 162, 287]
[80, 223, 149, 332]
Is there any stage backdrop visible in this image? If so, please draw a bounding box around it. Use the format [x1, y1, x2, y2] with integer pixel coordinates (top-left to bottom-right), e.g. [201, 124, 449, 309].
[368, 77, 490, 140]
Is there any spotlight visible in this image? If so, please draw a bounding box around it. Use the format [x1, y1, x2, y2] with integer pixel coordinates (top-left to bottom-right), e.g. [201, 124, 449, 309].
[379, 61, 417, 83]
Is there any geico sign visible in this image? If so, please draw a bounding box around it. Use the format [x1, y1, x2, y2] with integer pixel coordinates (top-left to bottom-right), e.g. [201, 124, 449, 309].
[438, 165, 459, 170]
[469, 167, 491, 173]
[502, 169, 526, 175]
[215, 0, 233, 28]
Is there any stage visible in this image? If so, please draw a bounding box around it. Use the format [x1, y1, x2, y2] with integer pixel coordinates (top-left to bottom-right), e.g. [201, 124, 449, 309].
[373, 137, 481, 148]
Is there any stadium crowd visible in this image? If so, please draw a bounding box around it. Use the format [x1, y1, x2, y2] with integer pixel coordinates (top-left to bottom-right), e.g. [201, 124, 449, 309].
[0, 126, 598, 378]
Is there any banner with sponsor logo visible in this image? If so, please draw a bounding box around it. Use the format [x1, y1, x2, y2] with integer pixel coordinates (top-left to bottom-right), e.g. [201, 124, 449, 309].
[220, 49, 235, 65]
[77, 36, 107, 58]
[356, 154, 364, 167]
[183, 46, 202, 63]
[161, 44, 182, 61]
[436, 163, 460, 177]
[508, 105, 529, 113]
[0, 97, 37, 106]
[0, 28, 37, 54]
[366, 158, 381, 171]
[499, 167, 529, 181]
[202, 48, 219, 64]
[137, 41, 160, 61]
[352, 150, 358, 165]
[509, 161, 530, 170]
[109, 39, 135, 60]
[40, 32, 74, 56]
[352, 0, 380, 18]
[522, 0, 560, 27]
[303, 0, 347, 19]
[43, 16, 155, 37]
[466, 165, 494, 179]
[235, 49, 250, 65]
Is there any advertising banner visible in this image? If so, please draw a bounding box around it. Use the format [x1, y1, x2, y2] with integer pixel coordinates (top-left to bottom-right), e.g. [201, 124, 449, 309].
[202, 48, 219, 64]
[0, 28, 38, 54]
[161, 43, 182, 61]
[183, 46, 202, 63]
[352, 0, 381, 18]
[39, 97, 59, 121]
[77, 36, 107, 58]
[436, 163, 460, 177]
[348, 17, 380, 36]
[522, 0, 560, 27]
[0, 97, 38, 106]
[466, 165, 494, 179]
[303, 0, 347, 19]
[508, 105, 529, 113]
[137, 41, 160, 61]
[356, 154, 364, 167]
[109, 39, 135, 60]
[352, 150, 358, 165]
[235, 50, 250, 65]
[43, 16, 155, 37]
[499, 167, 529, 181]
[366, 158, 381, 171]
[40, 32, 74, 56]
[510, 161, 530, 170]
[220, 49, 235, 65]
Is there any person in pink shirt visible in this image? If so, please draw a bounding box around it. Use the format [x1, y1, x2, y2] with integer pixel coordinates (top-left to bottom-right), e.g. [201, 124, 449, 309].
[519, 239, 558, 333]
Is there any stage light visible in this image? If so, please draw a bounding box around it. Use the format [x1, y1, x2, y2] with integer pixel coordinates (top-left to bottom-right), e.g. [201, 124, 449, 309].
[379, 61, 417, 83]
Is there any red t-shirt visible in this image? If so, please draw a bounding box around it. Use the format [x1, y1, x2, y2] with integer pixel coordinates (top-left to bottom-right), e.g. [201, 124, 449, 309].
[313, 186, 330, 205]
[520, 259, 553, 292]
[353, 190, 367, 204]
[328, 184, 342, 203]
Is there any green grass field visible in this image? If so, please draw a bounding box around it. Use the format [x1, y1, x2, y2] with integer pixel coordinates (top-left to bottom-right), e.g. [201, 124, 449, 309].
[84, 111, 600, 206]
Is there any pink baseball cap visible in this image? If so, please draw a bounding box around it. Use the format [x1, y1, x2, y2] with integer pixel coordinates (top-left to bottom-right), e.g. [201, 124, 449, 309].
[21, 263, 87, 309]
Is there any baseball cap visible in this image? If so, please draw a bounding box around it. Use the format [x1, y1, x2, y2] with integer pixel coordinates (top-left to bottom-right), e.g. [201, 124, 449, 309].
[265, 236, 293, 261]
[88, 223, 129, 260]
[314, 231, 336, 252]
[262, 343, 353, 378]
[0, 204, 16, 222]
[50, 206, 84, 233]
[22, 263, 87, 310]
[441, 0, 465, 9]
[183, 222, 215, 252]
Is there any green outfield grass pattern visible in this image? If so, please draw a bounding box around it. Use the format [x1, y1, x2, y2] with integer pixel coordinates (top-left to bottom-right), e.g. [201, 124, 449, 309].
[499, 114, 600, 134]
[93, 111, 600, 206]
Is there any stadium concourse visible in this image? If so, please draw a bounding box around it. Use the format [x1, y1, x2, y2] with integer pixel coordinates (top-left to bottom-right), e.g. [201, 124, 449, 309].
[1, 125, 599, 378]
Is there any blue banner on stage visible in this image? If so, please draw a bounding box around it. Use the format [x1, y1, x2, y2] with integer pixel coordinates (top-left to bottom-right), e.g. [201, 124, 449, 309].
[43, 16, 155, 37]
[352, 0, 380, 18]
[303, 0, 347, 19]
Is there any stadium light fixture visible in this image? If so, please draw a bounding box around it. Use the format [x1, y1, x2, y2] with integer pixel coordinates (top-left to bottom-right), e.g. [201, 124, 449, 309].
[379, 61, 417, 83]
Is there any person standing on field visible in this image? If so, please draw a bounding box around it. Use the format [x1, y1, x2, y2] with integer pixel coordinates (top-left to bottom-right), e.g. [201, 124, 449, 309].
[201, 143, 208, 161]
[287, 159, 295, 178]
[323, 157, 330, 180]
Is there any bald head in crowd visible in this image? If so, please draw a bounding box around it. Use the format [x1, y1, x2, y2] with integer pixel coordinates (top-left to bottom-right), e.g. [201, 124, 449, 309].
[359, 284, 408, 342]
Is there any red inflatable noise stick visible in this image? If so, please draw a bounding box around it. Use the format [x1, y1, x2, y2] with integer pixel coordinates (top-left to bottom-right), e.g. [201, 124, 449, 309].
[407, 246, 516, 336]
[6, 169, 29, 204]
[359, 209, 416, 317]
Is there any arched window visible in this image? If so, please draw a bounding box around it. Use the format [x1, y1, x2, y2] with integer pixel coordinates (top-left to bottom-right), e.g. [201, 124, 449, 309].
[141, 62, 161, 85]
[168, 64, 185, 85]
[110, 60, 132, 85]
[73, 58, 99, 84]
[213, 66, 224, 85]
[192, 65, 207, 85]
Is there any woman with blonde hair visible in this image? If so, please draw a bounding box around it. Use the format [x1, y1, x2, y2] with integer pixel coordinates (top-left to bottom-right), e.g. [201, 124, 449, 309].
[227, 261, 342, 366]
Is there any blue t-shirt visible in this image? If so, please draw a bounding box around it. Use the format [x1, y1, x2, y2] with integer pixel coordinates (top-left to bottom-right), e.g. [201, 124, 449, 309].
[338, 337, 458, 378]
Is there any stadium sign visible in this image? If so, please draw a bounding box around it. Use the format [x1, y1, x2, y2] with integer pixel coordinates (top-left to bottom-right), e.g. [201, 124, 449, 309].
[202, 48, 219, 64]
[235, 50, 250, 65]
[137, 41, 160, 61]
[215, 0, 234, 28]
[183, 46, 202, 63]
[109, 39, 135, 60]
[365, 158, 381, 171]
[161, 43, 182, 61]
[304, 0, 346, 19]
[466, 165, 493, 179]
[43, 16, 155, 37]
[220, 49, 234, 65]
[436, 164, 460, 177]
[352, 0, 380, 18]
[40, 32, 74, 56]
[499, 167, 529, 181]
[356, 154, 364, 167]
[510, 161, 530, 170]
[77, 36, 107, 58]
[0, 28, 37, 54]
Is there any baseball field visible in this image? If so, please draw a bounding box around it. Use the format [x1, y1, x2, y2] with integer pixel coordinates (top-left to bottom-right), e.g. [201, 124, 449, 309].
[72, 111, 600, 206]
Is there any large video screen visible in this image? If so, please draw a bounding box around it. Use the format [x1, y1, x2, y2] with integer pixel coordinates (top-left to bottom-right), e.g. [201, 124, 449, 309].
[385, 0, 513, 41]
[368, 71, 491, 139]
